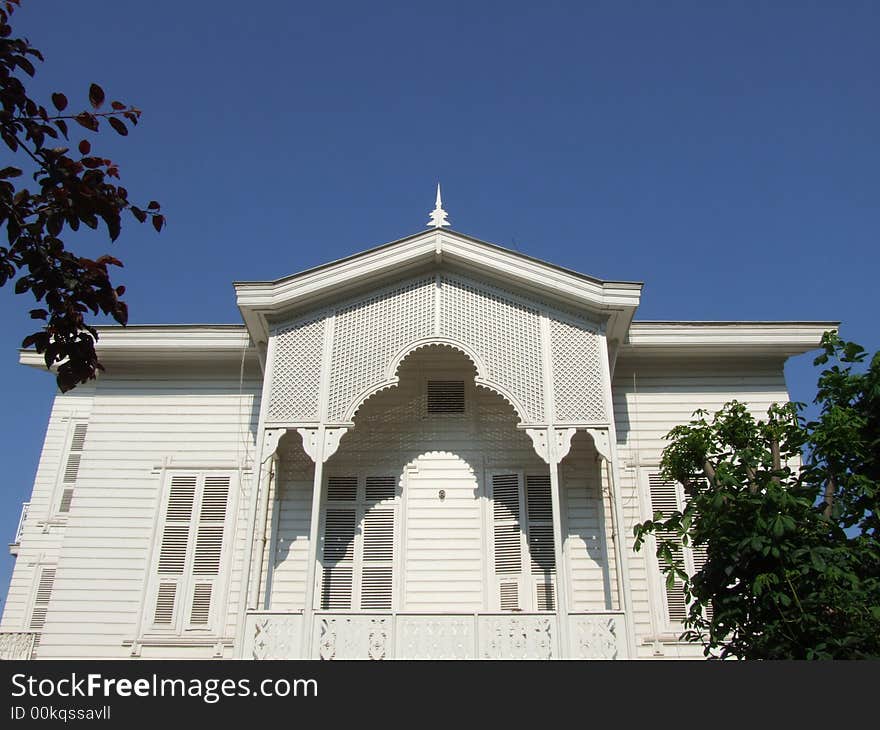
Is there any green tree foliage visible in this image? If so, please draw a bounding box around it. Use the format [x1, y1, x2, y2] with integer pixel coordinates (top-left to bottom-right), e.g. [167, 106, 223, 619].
[634, 332, 880, 659]
[0, 0, 162, 391]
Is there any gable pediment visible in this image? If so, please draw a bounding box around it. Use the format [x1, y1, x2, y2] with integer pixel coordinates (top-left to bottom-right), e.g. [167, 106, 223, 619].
[234, 229, 642, 345]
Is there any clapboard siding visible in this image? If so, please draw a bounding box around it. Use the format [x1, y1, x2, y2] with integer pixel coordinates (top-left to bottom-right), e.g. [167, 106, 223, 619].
[28, 366, 260, 659]
[613, 355, 790, 658]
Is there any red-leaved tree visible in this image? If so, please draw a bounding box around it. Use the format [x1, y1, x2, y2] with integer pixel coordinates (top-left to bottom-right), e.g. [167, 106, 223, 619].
[0, 0, 162, 391]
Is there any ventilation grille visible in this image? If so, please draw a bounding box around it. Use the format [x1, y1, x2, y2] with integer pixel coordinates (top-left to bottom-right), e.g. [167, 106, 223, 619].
[426, 380, 465, 414]
[327, 477, 357, 502]
[200, 477, 229, 521]
[193, 526, 224, 575]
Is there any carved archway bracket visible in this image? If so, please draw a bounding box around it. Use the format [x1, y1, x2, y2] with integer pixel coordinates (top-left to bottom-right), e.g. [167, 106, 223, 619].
[297, 427, 349, 463]
[261, 428, 287, 464]
[585, 427, 611, 463]
[526, 427, 577, 465]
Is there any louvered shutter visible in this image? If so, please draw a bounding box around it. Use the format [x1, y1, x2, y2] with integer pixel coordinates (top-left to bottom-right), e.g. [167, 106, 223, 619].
[29, 567, 56, 633]
[321, 507, 356, 609]
[186, 475, 230, 627]
[526, 475, 556, 611]
[152, 475, 196, 627]
[648, 473, 688, 625]
[58, 422, 87, 514]
[491, 473, 524, 610]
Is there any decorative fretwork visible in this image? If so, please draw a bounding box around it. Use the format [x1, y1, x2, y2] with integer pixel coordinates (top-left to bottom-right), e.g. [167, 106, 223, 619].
[327, 277, 435, 422]
[249, 614, 302, 660]
[571, 615, 619, 659]
[441, 274, 545, 422]
[550, 317, 606, 423]
[479, 615, 555, 659]
[0, 632, 36, 660]
[317, 616, 391, 660]
[269, 316, 325, 422]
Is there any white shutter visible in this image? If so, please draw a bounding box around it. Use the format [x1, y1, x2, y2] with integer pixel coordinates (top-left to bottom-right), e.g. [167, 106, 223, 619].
[148, 472, 234, 634]
[360, 508, 394, 609]
[153, 475, 196, 628]
[321, 508, 357, 609]
[491, 473, 524, 610]
[57, 422, 87, 514]
[319, 474, 399, 612]
[648, 473, 688, 625]
[186, 475, 230, 629]
[526, 475, 556, 612]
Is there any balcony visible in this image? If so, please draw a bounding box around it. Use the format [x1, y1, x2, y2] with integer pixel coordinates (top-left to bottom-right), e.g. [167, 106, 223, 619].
[9, 502, 29, 556]
[244, 611, 624, 659]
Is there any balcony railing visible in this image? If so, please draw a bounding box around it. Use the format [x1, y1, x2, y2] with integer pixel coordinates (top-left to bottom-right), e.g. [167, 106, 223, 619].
[0, 632, 36, 660]
[244, 610, 624, 660]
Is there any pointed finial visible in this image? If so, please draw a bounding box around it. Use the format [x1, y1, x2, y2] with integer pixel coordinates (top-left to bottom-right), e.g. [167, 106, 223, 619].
[427, 182, 450, 228]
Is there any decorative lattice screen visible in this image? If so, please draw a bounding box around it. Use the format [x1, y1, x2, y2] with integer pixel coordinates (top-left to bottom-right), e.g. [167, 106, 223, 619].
[440, 274, 545, 422]
[550, 318, 605, 422]
[327, 277, 435, 422]
[268, 316, 326, 421]
[267, 272, 607, 425]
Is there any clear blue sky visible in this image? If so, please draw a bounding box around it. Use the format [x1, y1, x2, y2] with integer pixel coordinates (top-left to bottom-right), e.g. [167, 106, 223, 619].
[1, 1, 877, 612]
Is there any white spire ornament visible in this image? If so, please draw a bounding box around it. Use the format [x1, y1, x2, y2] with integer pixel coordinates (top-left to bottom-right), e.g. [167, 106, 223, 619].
[427, 183, 450, 228]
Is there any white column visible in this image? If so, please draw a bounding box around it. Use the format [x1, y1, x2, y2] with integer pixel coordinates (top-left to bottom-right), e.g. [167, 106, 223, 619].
[300, 427, 326, 659]
[247, 430, 285, 611]
[233, 336, 277, 657]
[547, 430, 570, 658]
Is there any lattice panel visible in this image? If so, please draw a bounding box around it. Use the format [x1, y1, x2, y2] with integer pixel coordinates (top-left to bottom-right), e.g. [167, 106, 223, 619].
[269, 316, 326, 422]
[440, 274, 545, 422]
[550, 317, 606, 422]
[327, 277, 435, 422]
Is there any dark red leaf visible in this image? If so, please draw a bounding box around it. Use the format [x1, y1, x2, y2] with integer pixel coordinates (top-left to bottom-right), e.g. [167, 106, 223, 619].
[111, 101, 125, 110]
[74, 112, 99, 132]
[152, 214, 164, 233]
[0, 166, 22, 178]
[88, 83, 105, 109]
[147, 200, 160, 210]
[131, 206, 146, 223]
[51, 92, 67, 111]
[54, 119, 68, 138]
[78, 139, 90, 155]
[107, 116, 127, 136]
[29, 309, 48, 320]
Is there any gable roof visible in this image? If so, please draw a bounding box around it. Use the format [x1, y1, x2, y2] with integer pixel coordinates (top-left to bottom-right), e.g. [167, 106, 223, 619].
[233, 228, 644, 343]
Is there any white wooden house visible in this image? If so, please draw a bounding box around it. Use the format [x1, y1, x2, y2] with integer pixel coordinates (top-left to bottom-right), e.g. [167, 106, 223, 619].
[0, 208, 833, 659]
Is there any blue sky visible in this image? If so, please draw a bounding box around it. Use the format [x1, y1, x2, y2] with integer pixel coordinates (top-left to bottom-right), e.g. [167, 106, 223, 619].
[0, 1, 877, 612]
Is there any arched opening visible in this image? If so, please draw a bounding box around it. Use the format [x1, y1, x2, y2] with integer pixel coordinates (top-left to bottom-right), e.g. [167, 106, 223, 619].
[315, 344, 555, 614]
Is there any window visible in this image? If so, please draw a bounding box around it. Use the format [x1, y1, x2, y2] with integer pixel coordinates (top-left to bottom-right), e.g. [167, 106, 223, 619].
[426, 380, 465, 414]
[147, 472, 236, 634]
[489, 471, 556, 612]
[644, 471, 709, 632]
[319, 475, 398, 611]
[54, 422, 88, 517]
